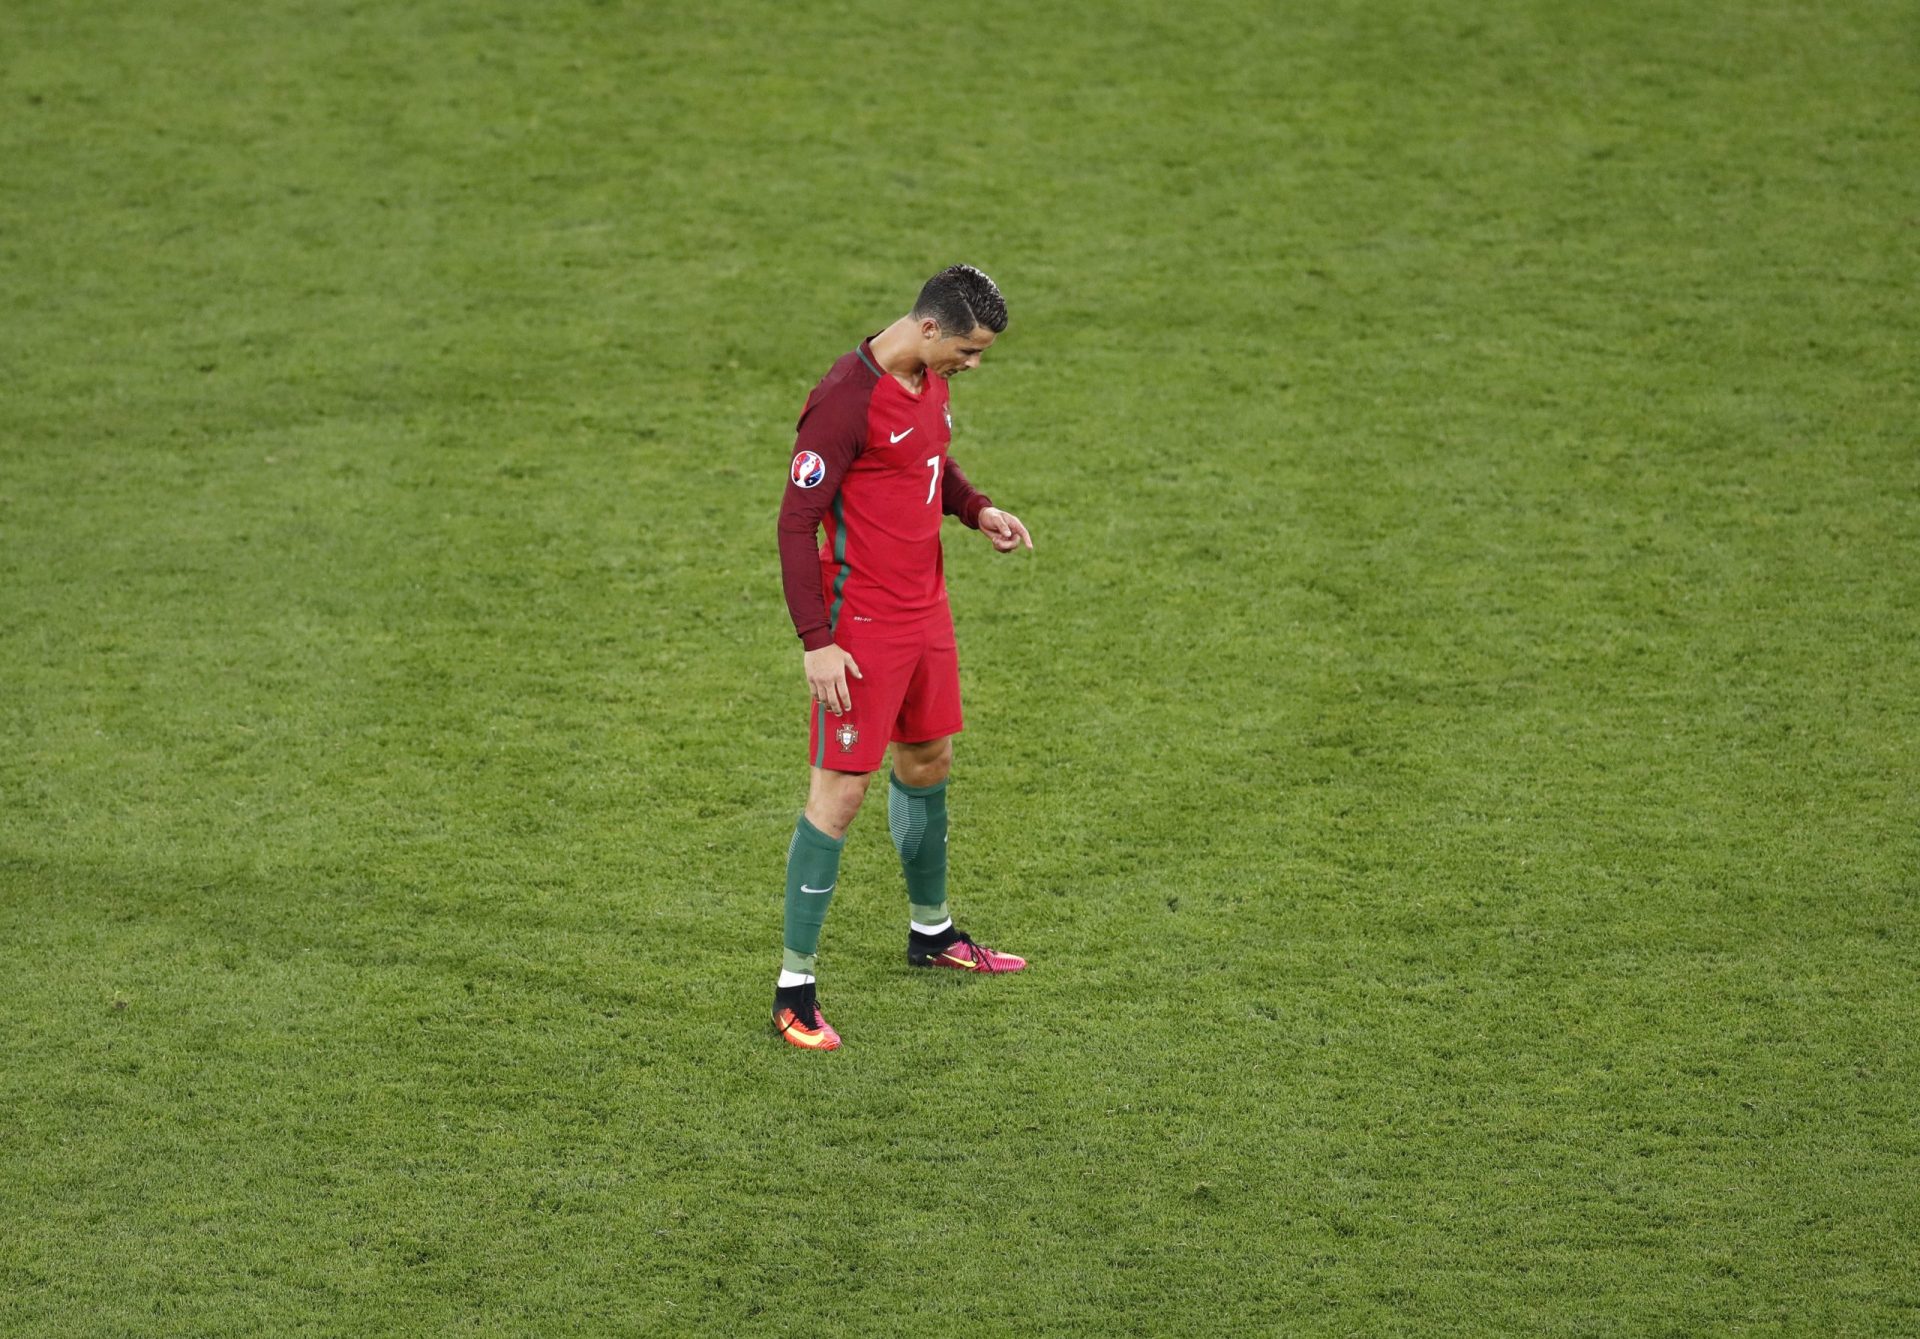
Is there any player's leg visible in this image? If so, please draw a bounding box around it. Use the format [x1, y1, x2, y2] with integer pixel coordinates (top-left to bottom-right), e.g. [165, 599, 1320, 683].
[773, 766, 870, 1050]
[889, 736, 953, 933]
[774, 635, 910, 1050]
[782, 765, 872, 979]
[889, 624, 1025, 975]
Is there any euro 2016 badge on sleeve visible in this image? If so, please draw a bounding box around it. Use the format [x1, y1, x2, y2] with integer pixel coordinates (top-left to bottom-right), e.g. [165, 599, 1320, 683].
[835, 722, 859, 753]
[791, 451, 826, 488]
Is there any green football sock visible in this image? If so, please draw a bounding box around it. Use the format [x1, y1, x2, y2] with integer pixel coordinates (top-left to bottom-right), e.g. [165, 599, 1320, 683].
[888, 773, 949, 926]
[782, 815, 845, 977]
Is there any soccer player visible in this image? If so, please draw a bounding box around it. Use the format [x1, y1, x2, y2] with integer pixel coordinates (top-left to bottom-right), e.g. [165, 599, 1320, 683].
[771, 264, 1033, 1051]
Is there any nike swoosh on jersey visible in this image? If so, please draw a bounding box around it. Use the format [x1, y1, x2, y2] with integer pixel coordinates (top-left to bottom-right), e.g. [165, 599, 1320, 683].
[889, 428, 914, 443]
[801, 883, 836, 895]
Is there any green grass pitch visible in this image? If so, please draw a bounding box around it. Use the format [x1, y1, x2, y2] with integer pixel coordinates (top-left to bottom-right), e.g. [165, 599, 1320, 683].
[2, 1, 1916, 1333]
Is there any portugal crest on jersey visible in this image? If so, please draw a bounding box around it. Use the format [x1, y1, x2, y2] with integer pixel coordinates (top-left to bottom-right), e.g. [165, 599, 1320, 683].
[791, 450, 826, 488]
[835, 722, 859, 752]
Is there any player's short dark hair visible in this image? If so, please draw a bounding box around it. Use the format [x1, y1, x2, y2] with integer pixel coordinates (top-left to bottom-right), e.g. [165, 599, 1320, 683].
[913, 264, 1008, 337]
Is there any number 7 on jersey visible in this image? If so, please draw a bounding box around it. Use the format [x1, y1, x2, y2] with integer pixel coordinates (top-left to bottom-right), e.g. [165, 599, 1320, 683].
[925, 456, 940, 504]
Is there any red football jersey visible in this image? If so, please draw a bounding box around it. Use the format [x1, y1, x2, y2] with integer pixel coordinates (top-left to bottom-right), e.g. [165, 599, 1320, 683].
[778, 340, 991, 650]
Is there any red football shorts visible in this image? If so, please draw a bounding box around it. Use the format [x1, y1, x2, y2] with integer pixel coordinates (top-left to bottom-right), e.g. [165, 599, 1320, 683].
[808, 609, 963, 773]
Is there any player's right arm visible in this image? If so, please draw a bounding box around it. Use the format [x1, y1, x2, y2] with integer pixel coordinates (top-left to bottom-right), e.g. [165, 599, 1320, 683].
[801, 642, 861, 717]
[777, 372, 868, 715]
[943, 456, 1030, 552]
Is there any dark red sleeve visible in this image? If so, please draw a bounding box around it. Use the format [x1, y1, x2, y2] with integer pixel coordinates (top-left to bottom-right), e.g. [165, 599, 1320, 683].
[778, 375, 869, 650]
[941, 456, 992, 529]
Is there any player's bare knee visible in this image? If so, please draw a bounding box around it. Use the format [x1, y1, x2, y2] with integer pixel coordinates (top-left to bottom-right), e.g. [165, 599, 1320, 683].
[892, 738, 952, 788]
[806, 766, 874, 838]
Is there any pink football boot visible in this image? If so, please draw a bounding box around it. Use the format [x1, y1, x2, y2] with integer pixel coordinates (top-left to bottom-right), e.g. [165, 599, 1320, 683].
[908, 928, 1027, 974]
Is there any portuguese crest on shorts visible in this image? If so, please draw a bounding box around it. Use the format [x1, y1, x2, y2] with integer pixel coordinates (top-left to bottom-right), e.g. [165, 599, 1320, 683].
[835, 721, 859, 752]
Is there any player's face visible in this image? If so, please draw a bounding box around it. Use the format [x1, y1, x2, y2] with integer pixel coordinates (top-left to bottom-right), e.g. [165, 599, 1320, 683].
[921, 323, 997, 380]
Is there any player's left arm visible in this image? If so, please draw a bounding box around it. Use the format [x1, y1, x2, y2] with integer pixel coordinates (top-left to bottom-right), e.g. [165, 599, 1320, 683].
[943, 456, 1033, 552]
[975, 505, 1032, 552]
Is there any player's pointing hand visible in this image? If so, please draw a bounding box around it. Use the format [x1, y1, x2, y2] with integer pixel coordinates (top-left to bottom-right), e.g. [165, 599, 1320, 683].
[978, 507, 1032, 552]
[804, 644, 862, 715]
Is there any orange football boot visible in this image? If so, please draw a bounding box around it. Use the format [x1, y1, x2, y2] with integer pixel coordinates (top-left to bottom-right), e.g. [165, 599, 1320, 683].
[772, 982, 841, 1050]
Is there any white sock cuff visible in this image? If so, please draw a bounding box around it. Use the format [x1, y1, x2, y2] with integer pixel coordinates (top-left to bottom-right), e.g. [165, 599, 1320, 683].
[776, 969, 815, 988]
[910, 917, 953, 936]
